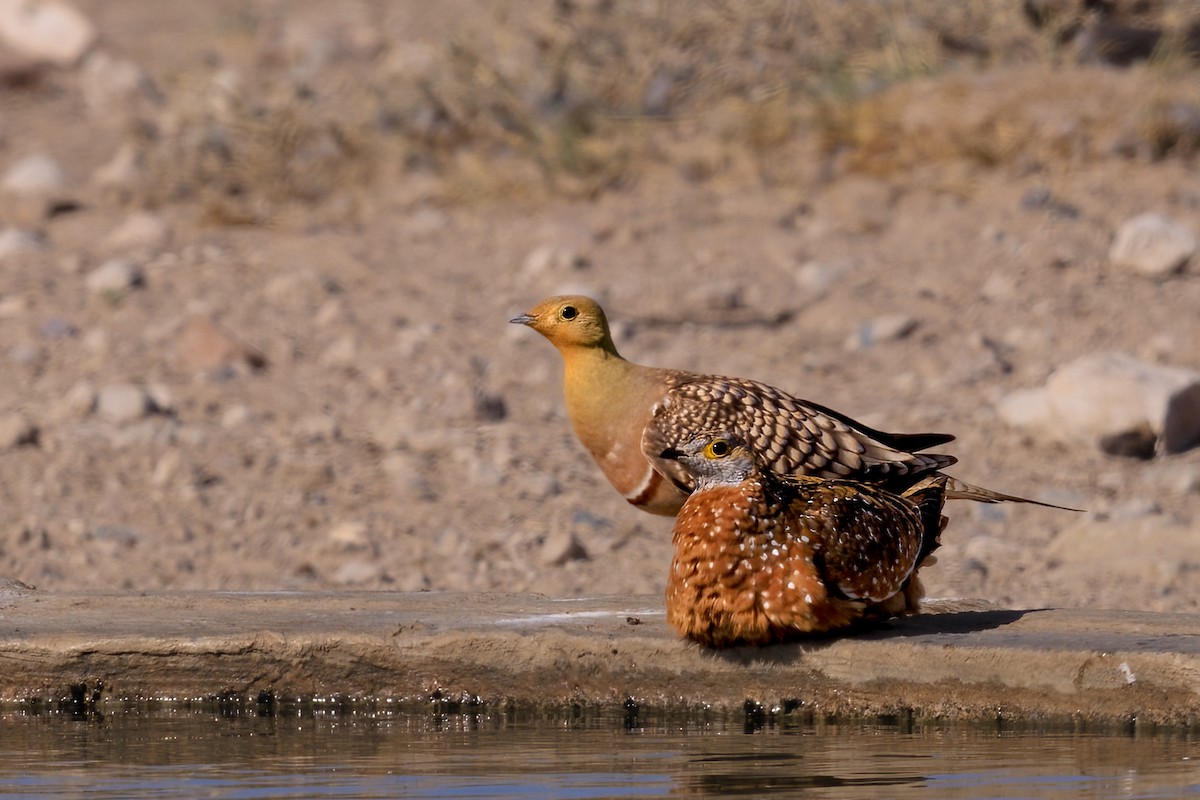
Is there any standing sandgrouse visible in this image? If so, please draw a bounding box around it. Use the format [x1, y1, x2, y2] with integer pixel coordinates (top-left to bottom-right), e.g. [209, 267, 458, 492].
[511, 295, 1056, 516]
[662, 433, 947, 647]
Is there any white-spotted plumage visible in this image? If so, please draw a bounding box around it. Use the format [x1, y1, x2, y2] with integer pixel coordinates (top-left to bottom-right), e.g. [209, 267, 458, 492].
[663, 433, 947, 647]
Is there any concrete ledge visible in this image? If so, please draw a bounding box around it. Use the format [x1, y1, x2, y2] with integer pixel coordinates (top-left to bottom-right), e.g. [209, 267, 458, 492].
[2, 586, 1198, 726]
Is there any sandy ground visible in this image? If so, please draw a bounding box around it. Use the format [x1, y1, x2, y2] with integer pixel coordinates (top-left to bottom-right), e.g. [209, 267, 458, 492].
[1, 2, 1199, 614]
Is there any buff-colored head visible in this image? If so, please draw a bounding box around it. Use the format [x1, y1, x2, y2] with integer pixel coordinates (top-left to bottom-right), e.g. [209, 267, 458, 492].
[662, 433, 757, 489]
[509, 295, 618, 354]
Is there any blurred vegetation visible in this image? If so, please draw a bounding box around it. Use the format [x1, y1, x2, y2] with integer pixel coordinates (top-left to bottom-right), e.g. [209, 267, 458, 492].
[131, 0, 1200, 220]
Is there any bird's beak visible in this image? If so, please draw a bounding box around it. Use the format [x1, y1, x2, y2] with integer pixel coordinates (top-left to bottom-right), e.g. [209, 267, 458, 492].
[659, 447, 683, 460]
[509, 312, 535, 326]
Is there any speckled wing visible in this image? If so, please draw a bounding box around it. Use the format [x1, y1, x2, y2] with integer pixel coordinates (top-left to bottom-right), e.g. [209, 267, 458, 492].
[642, 372, 958, 494]
[781, 477, 925, 603]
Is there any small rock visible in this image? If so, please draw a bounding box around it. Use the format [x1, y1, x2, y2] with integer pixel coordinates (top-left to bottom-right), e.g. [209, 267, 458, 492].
[1109, 213, 1197, 277]
[220, 404, 250, 429]
[96, 383, 151, 424]
[102, 211, 169, 252]
[145, 383, 173, 414]
[40, 318, 77, 340]
[846, 314, 918, 350]
[0, 294, 28, 318]
[521, 243, 587, 276]
[980, 271, 1017, 303]
[328, 520, 369, 549]
[92, 144, 143, 188]
[0, 412, 37, 449]
[174, 315, 266, 374]
[85, 258, 143, 295]
[686, 280, 744, 311]
[330, 559, 381, 586]
[79, 49, 160, 118]
[0, 228, 41, 261]
[87, 524, 141, 547]
[52, 381, 95, 421]
[151, 450, 181, 487]
[0, 0, 95, 66]
[999, 352, 1200, 456]
[2, 154, 65, 195]
[795, 260, 848, 296]
[539, 529, 589, 566]
[1019, 186, 1079, 218]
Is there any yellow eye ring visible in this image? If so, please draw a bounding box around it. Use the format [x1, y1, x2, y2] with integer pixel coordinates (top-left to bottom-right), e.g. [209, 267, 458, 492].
[704, 438, 731, 459]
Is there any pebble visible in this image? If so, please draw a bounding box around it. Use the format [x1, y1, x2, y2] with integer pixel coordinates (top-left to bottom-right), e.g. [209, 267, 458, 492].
[103, 211, 170, 253]
[85, 258, 143, 295]
[174, 315, 266, 374]
[327, 520, 370, 549]
[792, 260, 849, 297]
[538, 530, 589, 567]
[0, 228, 41, 261]
[1109, 212, 1197, 277]
[220, 404, 250, 429]
[0, 295, 28, 318]
[0, 412, 38, 449]
[2, 154, 66, 195]
[521, 243, 587, 276]
[79, 50, 160, 118]
[92, 144, 143, 189]
[151, 450, 181, 487]
[96, 383, 151, 424]
[0, 0, 95, 66]
[331, 559, 382, 586]
[53, 380, 95, 420]
[845, 314, 918, 350]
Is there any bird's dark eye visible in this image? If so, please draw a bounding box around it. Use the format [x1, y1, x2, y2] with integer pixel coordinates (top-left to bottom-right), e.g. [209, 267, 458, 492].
[706, 438, 731, 458]
[560, 305, 578, 320]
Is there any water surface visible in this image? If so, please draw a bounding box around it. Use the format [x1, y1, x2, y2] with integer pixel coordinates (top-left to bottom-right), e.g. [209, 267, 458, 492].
[1, 705, 1197, 798]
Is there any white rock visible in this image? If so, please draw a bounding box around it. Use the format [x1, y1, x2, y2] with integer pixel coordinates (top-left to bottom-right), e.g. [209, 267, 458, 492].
[1109, 212, 1197, 277]
[103, 212, 169, 252]
[795, 259, 848, 296]
[328, 520, 369, 549]
[79, 49, 160, 118]
[0, 228, 41, 261]
[331, 559, 381, 585]
[85, 258, 143, 294]
[2, 154, 65, 194]
[220, 404, 250, 429]
[97, 384, 150, 424]
[0, 0, 95, 66]
[999, 352, 1200, 455]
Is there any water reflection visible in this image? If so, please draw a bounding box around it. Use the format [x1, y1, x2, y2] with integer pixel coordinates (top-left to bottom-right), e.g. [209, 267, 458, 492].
[0, 704, 1196, 799]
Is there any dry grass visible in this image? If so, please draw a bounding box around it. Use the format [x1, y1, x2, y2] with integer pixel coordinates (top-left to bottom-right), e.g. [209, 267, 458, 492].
[128, 0, 1200, 218]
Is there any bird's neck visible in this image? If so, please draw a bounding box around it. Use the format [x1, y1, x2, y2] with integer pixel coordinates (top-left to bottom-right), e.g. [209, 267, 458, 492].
[560, 342, 638, 407]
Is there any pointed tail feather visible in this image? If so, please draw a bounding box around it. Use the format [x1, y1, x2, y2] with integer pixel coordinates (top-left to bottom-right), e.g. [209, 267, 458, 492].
[943, 477, 1085, 512]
